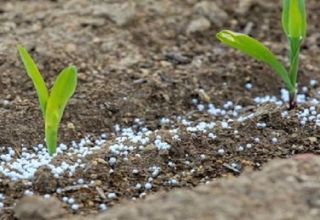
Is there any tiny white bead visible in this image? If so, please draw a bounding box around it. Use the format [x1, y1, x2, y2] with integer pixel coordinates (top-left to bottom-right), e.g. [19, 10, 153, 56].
[71, 204, 79, 210]
[145, 183, 152, 190]
[218, 149, 225, 155]
[99, 204, 107, 211]
[272, 137, 278, 144]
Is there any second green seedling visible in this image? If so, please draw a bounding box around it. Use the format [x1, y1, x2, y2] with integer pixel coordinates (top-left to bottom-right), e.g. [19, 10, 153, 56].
[217, 0, 307, 109]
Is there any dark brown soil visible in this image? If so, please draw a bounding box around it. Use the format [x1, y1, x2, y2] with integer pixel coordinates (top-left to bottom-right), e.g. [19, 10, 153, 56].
[1, 0, 320, 219]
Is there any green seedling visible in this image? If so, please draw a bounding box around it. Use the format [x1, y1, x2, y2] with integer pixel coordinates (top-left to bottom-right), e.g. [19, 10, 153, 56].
[18, 45, 77, 156]
[217, 0, 307, 109]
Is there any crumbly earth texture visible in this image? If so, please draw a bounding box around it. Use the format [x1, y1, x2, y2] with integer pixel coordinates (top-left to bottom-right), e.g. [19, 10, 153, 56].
[14, 155, 320, 220]
[0, 0, 320, 219]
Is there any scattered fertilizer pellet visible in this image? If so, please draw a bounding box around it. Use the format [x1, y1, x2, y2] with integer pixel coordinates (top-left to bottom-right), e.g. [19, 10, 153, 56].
[77, 179, 85, 184]
[107, 193, 117, 199]
[218, 149, 225, 155]
[223, 101, 233, 109]
[71, 204, 80, 211]
[150, 166, 161, 177]
[302, 86, 308, 93]
[68, 198, 75, 204]
[281, 111, 289, 118]
[231, 163, 239, 168]
[108, 157, 117, 166]
[208, 133, 217, 140]
[139, 192, 147, 198]
[168, 161, 176, 167]
[99, 204, 107, 211]
[145, 183, 152, 190]
[168, 179, 178, 186]
[154, 139, 171, 150]
[24, 190, 34, 196]
[310, 79, 318, 87]
[160, 118, 171, 125]
[197, 104, 205, 111]
[257, 123, 267, 129]
[221, 121, 229, 129]
[135, 183, 142, 190]
[272, 137, 278, 144]
[245, 83, 253, 90]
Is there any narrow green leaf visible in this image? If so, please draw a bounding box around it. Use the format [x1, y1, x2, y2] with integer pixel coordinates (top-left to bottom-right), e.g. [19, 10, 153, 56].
[17, 45, 49, 115]
[45, 66, 77, 155]
[216, 30, 294, 92]
[282, 0, 307, 39]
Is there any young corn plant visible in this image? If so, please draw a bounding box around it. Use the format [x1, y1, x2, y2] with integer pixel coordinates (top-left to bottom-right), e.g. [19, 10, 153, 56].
[216, 0, 307, 109]
[18, 45, 77, 156]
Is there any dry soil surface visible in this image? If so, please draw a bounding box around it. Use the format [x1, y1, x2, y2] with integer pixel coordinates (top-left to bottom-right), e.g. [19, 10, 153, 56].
[14, 155, 320, 220]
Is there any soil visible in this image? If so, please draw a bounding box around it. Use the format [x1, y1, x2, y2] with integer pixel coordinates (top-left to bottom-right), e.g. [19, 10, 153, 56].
[79, 155, 320, 220]
[0, 0, 320, 219]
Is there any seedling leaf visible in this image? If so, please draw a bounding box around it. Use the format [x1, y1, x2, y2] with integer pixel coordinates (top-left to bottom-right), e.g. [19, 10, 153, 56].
[45, 66, 77, 155]
[216, 30, 294, 92]
[282, 0, 307, 39]
[17, 45, 49, 115]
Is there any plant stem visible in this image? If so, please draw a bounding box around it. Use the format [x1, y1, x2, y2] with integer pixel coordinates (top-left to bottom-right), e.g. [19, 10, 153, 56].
[288, 37, 301, 109]
[45, 122, 58, 156]
[289, 91, 297, 110]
